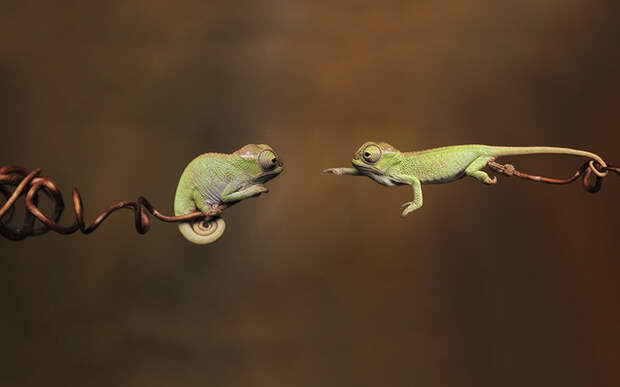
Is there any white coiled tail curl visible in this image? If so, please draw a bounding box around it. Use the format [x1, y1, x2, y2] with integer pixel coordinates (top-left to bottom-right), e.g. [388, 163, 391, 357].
[178, 217, 226, 245]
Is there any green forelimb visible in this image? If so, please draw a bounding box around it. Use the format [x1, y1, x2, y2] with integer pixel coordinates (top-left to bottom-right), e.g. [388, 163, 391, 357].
[322, 168, 362, 176]
[394, 174, 423, 217]
[221, 183, 268, 203]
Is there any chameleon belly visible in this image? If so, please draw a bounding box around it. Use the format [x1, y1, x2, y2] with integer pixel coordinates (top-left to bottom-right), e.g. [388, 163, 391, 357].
[401, 149, 481, 184]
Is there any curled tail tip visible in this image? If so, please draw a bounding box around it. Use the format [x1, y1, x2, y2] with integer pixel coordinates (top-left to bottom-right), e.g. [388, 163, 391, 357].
[178, 217, 226, 245]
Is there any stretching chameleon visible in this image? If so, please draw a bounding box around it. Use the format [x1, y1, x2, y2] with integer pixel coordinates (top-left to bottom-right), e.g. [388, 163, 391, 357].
[174, 144, 284, 244]
[323, 142, 608, 217]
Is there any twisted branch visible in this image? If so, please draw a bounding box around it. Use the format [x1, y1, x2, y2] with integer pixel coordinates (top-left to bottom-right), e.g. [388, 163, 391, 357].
[486, 159, 619, 193]
[0, 166, 206, 241]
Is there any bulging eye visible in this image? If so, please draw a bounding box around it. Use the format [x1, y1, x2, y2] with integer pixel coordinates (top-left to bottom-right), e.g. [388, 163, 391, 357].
[258, 150, 278, 171]
[362, 145, 381, 164]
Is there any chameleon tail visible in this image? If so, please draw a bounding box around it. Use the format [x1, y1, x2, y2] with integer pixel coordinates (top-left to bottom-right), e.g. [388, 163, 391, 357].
[174, 177, 226, 244]
[488, 146, 607, 170]
[178, 217, 226, 245]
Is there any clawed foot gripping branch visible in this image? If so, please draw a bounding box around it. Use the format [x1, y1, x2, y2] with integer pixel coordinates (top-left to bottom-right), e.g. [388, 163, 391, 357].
[1, 160, 618, 241]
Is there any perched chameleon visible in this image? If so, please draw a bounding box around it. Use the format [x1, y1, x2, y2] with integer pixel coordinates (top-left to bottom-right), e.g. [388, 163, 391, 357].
[324, 142, 608, 217]
[174, 144, 284, 244]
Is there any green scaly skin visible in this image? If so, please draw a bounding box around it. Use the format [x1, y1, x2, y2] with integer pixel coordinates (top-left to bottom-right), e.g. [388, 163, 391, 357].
[324, 142, 607, 217]
[174, 144, 284, 244]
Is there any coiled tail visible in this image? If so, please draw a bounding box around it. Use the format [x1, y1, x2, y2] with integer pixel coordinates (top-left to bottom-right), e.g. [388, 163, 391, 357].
[178, 216, 226, 245]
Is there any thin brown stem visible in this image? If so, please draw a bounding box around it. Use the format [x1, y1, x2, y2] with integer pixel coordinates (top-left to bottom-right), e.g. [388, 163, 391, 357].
[0, 165, 206, 241]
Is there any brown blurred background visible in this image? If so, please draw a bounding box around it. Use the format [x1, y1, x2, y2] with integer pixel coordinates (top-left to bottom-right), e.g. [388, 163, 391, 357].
[1, 1, 619, 386]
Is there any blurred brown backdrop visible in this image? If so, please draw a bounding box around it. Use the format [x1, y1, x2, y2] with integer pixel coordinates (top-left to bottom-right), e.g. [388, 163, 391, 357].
[1, 1, 619, 386]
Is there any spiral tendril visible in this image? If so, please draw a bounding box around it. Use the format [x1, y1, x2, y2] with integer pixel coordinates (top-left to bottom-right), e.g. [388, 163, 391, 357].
[0, 165, 207, 241]
[486, 159, 619, 193]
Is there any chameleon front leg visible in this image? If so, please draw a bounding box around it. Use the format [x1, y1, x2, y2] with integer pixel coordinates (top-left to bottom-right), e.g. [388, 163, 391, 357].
[322, 168, 362, 176]
[394, 174, 423, 217]
[221, 183, 268, 203]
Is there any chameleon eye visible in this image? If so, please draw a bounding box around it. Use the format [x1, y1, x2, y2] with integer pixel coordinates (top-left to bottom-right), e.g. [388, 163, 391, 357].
[362, 145, 381, 164]
[258, 150, 278, 171]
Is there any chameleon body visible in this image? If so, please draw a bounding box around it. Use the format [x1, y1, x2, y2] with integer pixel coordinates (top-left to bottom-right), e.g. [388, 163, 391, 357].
[324, 142, 607, 217]
[174, 144, 283, 244]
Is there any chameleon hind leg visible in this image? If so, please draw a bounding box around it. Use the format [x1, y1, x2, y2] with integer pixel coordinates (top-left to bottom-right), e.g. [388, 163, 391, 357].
[465, 156, 497, 185]
[175, 189, 226, 245]
[192, 190, 224, 215]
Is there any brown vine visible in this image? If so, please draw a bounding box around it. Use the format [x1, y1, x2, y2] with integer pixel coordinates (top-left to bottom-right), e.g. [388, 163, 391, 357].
[0, 165, 206, 241]
[486, 159, 619, 193]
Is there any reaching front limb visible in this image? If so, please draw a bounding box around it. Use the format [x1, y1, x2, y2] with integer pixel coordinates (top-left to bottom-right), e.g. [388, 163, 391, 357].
[322, 168, 362, 176]
[221, 183, 268, 203]
[393, 174, 423, 217]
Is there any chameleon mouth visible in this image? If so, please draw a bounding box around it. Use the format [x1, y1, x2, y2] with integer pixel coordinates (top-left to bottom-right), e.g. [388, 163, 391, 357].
[257, 167, 284, 183]
[353, 163, 383, 175]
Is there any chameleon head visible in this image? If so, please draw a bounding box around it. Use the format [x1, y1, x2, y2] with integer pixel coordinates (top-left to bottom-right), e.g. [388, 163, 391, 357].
[351, 141, 400, 175]
[234, 144, 284, 183]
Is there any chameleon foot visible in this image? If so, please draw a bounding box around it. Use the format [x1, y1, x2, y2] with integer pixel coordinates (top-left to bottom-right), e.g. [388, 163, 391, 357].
[205, 204, 226, 218]
[400, 201, 421, 217]
[254, 185, 269, 196]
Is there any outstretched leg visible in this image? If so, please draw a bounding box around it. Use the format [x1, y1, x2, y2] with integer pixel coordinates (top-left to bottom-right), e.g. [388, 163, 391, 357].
[323, 168, 362, 176]
[465, 156, 497, 185]
[221, 183, 268, 203]
[394, 174, 423, 217]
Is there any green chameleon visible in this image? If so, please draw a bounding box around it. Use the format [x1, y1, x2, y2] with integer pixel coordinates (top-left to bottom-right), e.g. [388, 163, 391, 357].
[324, 142, 608, 217]
[174, 144, 284, 244]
